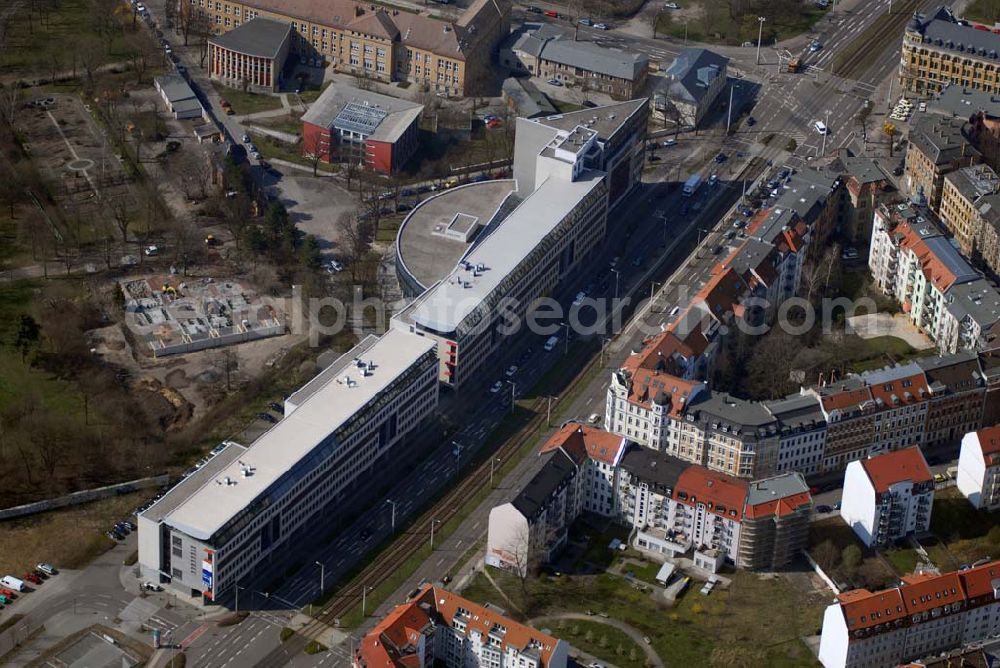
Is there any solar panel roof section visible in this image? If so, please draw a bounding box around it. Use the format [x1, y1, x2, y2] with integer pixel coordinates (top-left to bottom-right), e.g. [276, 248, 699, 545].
[333, 102, 390, 136]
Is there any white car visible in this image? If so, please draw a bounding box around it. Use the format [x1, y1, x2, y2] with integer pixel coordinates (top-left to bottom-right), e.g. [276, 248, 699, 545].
[809, 41, 822, 52]
[505, 365, 518, 378]
[918, 101, 927, 112]
[546, 78, 563, 86]
[241, 133, 251, 143]
[813, 120, 828, 135]
[324, 259, 343, 273]
[588, 413, 601, 425]
[708, 174, 718, 186]
[594, 22, 608, 29]
[250, 151, 262, 161]
[143, 245, 159, 256]
[664, 2, 679, 8]
[489, 381, 503, 394]
[572, 291, 587, 306]
[662, 138, 677, 147]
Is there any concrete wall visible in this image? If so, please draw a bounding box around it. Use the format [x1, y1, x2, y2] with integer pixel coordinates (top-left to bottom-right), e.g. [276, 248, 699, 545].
[0, 475, 170, 521]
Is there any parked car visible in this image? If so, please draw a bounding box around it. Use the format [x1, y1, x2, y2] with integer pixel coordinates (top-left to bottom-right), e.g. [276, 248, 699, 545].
[588, 413, 601, 425]
[505, 365, 518, 378]
[257, 412, 277, 423]
[714, 152, 727, 163]
[662, 138, 677, 147]
[143, 245, 159, 256]
[22, 573, 41, 586]
[664, 1, 680, 7]
[594, 22, 608, 29]
[816, 504, 833, 513]
[142, 582, 163, 592]
[746, 116, 756, 126]
[578, 17, 592, 26]
[546, 78, 563, 86]
[526, 5, 542, 12]
[269, 402, 285, 414]
[489, 380, 504, 394]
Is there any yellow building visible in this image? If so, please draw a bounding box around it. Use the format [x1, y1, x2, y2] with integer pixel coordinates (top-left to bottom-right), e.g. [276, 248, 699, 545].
[191, 0, 510, 97]
[940, 164, 1000, 255]
[900, 6, 1000, 96]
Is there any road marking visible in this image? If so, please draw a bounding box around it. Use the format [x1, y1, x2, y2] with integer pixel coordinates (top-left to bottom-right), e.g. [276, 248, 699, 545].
[180, 624, 209, 649]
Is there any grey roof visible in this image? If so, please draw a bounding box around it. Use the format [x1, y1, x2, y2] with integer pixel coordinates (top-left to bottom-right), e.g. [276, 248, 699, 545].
[511, 449, 577, 520]
[156, 74, 197, 104]
[924, 235, 982, 285]
[928, 84, 1000, 120]
[909, 6, 1000, 61]
[660, 48, 729, 105]
[539, 38, 648, 81]
[861, 361, 926, 385]
[946, 279, 1000, 327]
[301, 83, 423, 143]
[774, 168, 840, 222]
[530, 98, 648, 141]
[909, 115, 978, 165]
[945, 164, 1000, 203]
[916, 351, 983, 393]
[512, 23, 648, 81]
[140, 442, 247, 523]
[690, 391, 778, 432]
[618, 445, 688, 495]
[745, 472, 810, 508]
[979, 193, 1000, 227]
[840, 156, 889, 184]
[502, 77, 557, 118]
[765, 394, 826, 433]
[209, 17, 291, 59]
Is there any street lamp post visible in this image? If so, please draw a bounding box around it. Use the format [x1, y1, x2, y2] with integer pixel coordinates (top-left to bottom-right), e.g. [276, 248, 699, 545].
[362, 585, 373, 617]
[756, 17, 766, 65]
[821, 110, 830, 155]
[507, 380, 516, 415]
[315, 561, 325, 596]
[610, 268, 621, 301]
[451, 441, 463, 471]
[560, 321, 570, 355]
[385, 499, 396, 534]
[546, 395, 558, 426]
[726, 82, 737, 132]
[235, 583, 244, 614]
[489, 457, 501, 487]
[430, 519, 441, 549]
[649, 281, 661, 312]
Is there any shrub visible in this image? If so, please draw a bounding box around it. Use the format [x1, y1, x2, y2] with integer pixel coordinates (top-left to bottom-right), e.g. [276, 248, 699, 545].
[280, 627, 294, 642]
[304, 641, 327, 655]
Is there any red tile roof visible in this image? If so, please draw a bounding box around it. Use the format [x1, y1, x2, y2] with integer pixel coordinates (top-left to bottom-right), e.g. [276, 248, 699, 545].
[974, 425, 1000, 466]
[695, 266, 749, 322]
[744, 491, 812, 520]
[867, 372, 930, 408]
[820, 385, 874, 414]
[860, 447, 932, 493]
[835, 560, 1000, 636]
[356, 585, 563, 668]
[673, 467, 749, 521]
[539, 424, 626, 466]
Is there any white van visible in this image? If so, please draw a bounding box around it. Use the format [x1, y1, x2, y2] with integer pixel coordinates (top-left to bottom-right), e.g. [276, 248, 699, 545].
[544, 335, 559, 352]
[814, 120, 828, 135]
[2, 576, 25, 592]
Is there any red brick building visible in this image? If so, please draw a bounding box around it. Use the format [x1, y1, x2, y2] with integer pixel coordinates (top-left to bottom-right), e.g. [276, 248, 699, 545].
[209, 17, 291, 93]
[300, 83, 422, 174]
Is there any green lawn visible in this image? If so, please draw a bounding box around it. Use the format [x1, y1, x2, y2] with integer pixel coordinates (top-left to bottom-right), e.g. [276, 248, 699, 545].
[964, 0, 1000, 24]
[658, 3, 829, 46]
[463, 567, 823, 667]
[0, 0, 132, 76]
[212, 83, 284, 115]
[255, 135, 337, 173]
[551, 618, 646, 668]
[297, 83, 331, 104]
[883, 548, 919, 576]
[249, 114, 304, 137]
[930, 487, 1000, 566]
[549, 98, 583, 114]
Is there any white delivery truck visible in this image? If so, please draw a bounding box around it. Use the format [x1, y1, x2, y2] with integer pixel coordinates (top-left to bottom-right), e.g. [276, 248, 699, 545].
[682, 173, 702, 197]
[2, 575, 25, 592]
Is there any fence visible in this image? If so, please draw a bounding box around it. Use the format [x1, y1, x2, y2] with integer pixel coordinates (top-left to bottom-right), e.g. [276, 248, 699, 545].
[0, 475, 170, 522]
[803, 550, 841, 595]
[0, 616, 41, 661]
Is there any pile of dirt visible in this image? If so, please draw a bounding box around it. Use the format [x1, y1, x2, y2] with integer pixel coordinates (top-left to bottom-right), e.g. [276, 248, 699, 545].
[135, 377, 194, 432]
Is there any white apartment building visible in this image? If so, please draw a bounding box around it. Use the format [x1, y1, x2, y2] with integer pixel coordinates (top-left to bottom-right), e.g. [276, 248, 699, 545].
[766, 394, 827, 477]
[355, 585, 569, 668]
[957, 425, 1000, 510]
[137, 329, 438, 601]
[486, 425, 627, 575]
[818, 561, 1000, 668]
[868, 202, 1000, 354]
[619, 447, 812, 572]
[840, 447, 934, 549]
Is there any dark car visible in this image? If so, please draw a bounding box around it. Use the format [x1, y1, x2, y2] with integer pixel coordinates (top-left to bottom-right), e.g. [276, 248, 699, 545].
[257, 412, 277, 424]
[401, 188, 416, 197]
[360, 527, 373, 541]
[816, 504, 833, 513]
[526, 5, 542, 12]
[711, 245, 723, 255]
[714, 152, 727, 163]
[892, 165, 904, 176]
[269, 402, 285, 414]
[582, 100, 598, 108]
[739, 207, 754, 217]
[648, 154, 661, 162]
[746, 116, 756, 126]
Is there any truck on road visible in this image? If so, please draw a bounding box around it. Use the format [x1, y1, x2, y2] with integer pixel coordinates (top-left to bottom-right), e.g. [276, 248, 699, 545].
[682, 173, 702, 197]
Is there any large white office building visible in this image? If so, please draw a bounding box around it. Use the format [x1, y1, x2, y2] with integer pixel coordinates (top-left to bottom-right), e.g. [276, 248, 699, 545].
[137, 329, 438, 601]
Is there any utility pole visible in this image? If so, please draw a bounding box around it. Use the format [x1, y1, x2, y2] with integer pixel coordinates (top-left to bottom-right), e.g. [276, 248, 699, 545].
[650, 281, 661, 311]
[385, 499, 396, 534]
[507, 380, 516, 415]
[362, 585, 372, 617]
[726, 82, 736, 132]
[489, 457, 501, 487]
[756, 17, 766, 65]
[611, 268, 621, 301]
[821, 109, 831, 155]
[561, 321, 570, 355]
[546, 395, 557, 426]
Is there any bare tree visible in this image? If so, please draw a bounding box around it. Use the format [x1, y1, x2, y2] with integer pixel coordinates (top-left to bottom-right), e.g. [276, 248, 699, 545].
[110, 196, 132, 243]
[647, 10, 664, 38]
[0, 83, 21, 127]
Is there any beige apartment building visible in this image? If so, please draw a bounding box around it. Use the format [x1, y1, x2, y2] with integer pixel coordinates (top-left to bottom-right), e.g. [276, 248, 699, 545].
[190, 0, 510, 97]
[940, 163, 1000, 255]
[904, 115, 981, 210]
[900, 6, 1000, 97]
